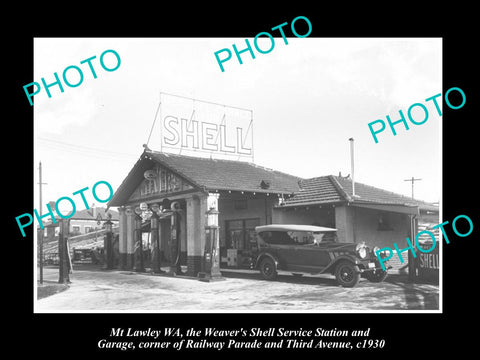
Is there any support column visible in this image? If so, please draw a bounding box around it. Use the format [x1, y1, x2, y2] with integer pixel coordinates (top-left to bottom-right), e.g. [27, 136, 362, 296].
[126, 206, 135, 270]
[408, 214, 418, 282]
[118, 207, 127, 270]
[335, 205, 355, 243]
[134, 213, 145, 272]
[186, 194, 207, 276]
[159, 218, 169, 262]
[168, 209, 183, 276]
[150, 211, 164, 273]
[103, 219, 114, 270]
[180, 208, 187, 265]
[58, 219, 70, 284]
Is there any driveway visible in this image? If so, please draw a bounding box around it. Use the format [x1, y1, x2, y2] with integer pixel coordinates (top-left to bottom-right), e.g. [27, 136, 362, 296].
[35, 265, 439, 312]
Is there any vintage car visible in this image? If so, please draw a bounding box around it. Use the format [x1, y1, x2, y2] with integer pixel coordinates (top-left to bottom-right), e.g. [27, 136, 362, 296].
[251, 224, 390, 287]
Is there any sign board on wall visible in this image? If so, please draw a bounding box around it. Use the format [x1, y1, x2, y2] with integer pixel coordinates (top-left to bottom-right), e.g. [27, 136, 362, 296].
[414, 241, 439, 284]
[128, 164, 194, 202]
[152, 93, 254, 162]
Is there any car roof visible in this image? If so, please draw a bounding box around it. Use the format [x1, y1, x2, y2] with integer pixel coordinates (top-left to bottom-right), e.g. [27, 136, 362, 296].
[255, 224, 337, 232]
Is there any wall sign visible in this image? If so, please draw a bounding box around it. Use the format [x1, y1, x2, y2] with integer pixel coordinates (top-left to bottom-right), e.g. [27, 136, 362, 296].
[128, 164, 194, 202]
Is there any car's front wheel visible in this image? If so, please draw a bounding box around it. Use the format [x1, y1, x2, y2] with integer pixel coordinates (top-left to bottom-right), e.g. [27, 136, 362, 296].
[364, 269, 388, 283]
[334, 261, 360, 287]
[259, 257, 277, 280]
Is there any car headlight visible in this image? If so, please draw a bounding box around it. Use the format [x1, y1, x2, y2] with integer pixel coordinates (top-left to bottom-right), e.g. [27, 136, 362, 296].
[373, 246, 380, 254]
[356, 243, 367, 259]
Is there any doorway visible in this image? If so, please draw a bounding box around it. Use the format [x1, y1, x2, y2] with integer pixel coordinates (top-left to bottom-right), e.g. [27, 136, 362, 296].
[224, 218, 259, 268]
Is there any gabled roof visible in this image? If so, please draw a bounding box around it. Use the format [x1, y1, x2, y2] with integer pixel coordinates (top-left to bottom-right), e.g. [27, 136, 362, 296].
[108, 151, 301, 207]
[282, 175, 438, 210]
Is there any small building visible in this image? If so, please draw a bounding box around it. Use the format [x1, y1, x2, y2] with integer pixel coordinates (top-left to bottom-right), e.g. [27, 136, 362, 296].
[68, 206, 119, 235]
[108, 150, 438, 277]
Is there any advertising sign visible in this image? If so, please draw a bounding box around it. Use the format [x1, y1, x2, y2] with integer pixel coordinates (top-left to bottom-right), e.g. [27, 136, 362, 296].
[415, 241, 439, 284]
[153, 93, 253, 162]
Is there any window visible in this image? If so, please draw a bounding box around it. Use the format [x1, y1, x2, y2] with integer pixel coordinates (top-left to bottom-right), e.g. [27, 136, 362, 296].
[85, 226, 92, 233]
[72, 226, 81, 234]
[289, 231, 316, 245]
[259, 231, 296, 245]
[321, 232, 338, 243]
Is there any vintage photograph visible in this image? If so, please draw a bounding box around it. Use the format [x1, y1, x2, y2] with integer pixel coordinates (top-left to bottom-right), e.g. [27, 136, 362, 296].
[32, 37, 441, 312]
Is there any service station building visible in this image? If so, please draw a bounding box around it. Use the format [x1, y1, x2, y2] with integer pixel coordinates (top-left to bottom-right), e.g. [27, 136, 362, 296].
[107, 149, 438, 278]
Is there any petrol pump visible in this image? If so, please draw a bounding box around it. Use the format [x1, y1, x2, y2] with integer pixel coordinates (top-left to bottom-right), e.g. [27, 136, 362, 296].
[199, 199, 224, 282]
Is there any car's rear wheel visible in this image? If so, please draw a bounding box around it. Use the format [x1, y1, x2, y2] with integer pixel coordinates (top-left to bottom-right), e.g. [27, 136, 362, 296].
[334, 261, 360, 287]
[364, 269, 388, 283]
[259, 257, 277, 280]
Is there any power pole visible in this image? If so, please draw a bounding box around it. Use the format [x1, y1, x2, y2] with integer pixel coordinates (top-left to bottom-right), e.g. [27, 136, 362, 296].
[38, 162, 48, 284]
[404, 177, 422, 199]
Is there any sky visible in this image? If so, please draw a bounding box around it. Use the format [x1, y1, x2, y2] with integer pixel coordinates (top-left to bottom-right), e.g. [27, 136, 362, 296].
[33, 37, 442, 214]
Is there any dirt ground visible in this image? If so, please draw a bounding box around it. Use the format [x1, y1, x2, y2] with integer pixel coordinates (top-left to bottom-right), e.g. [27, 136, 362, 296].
[35, 265, 439, 312]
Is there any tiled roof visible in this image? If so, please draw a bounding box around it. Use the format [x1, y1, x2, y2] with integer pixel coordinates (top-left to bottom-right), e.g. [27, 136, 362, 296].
[108, 151, 301, 206]
[283, 175, 437, 209]
[149, 152, 301, 193]
[280, 176, 343, 206]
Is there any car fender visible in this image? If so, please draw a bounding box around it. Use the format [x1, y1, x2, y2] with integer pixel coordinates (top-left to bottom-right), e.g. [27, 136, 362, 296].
[321, 255, 360, 274]
[254, 252, 280, 269]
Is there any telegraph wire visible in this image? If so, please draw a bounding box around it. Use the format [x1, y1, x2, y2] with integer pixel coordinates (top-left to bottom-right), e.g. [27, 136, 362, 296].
[37, 137, 138, 161]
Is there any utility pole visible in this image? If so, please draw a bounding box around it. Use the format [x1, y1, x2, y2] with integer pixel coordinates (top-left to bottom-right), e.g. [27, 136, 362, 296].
[404, 177, 422, 199]
[38, 162, 48, 284]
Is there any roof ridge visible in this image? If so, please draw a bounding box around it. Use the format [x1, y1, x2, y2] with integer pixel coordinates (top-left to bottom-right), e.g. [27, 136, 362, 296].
[150, 150, 302, 180]
[149, 150, 256, 165]
[328, 175, 352, 202]
[147, 152, 205, 190]
[331, 175, 433, 206]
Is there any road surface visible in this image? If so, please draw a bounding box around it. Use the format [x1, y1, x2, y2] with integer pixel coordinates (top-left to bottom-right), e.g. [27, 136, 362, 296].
[36, 265, 439, 312]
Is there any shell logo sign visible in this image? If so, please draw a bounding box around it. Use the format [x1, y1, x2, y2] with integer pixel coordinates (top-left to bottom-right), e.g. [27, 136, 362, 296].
[150, 93, 253, 162]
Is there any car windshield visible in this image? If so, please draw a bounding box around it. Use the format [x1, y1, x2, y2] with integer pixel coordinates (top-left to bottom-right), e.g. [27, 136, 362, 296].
[259, 230, 337, 245]
[288, 231, 316, 245]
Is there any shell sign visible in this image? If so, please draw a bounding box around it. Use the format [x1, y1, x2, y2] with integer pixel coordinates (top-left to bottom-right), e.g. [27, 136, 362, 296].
[151, 93, 254, 162]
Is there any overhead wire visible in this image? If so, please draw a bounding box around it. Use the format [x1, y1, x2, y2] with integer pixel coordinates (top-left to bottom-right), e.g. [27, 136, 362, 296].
[36, 137, 139, 162]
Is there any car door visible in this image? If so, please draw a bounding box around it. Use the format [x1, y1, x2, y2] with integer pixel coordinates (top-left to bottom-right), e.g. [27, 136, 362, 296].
[260, 231, 297, 270]
[289, 232, 332, 273]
